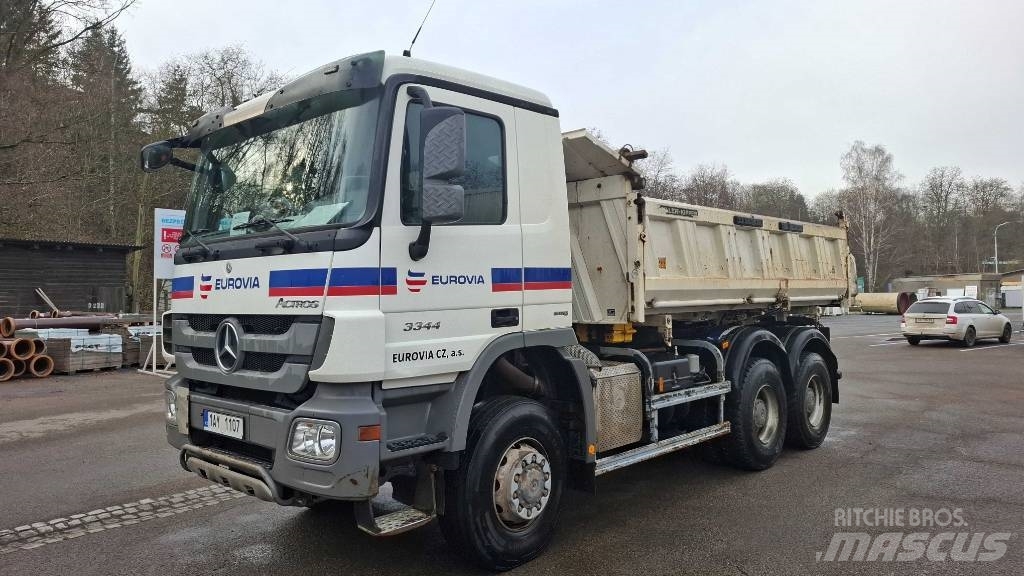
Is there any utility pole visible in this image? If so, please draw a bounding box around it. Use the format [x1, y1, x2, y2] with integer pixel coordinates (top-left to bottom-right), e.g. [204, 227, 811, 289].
[993, 221, 1012, 274]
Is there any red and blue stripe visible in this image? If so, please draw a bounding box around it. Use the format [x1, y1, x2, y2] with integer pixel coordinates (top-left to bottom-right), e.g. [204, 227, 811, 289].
[491, 268, 523, 292]
[327, 267, 398, 296]
[268, 268, 329, 297]
[524, 267, 572, 291]
[171, 276, 194, 299]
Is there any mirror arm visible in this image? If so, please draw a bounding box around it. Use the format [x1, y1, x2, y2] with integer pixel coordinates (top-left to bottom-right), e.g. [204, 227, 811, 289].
[409, 222, 432, 261]
[407, 86, 433, 108]
[169, 157, 196, 172]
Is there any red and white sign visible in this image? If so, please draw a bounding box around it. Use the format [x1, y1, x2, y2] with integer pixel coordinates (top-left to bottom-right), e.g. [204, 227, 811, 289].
[153, 208, 186, 279]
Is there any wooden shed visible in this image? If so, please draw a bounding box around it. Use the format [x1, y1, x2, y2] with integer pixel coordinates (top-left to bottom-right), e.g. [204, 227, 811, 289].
[0, 239, 140, 317]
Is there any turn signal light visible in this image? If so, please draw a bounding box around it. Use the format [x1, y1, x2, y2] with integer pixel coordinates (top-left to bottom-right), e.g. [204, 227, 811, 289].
[358, 424, 381, 441]
[946, 315, 958, 325]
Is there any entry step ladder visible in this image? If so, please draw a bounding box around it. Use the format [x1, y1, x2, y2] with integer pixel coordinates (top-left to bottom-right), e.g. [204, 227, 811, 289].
[649, 380, 731, 410]
[354, 477, 437, 536]
[595, 421, 732, 476]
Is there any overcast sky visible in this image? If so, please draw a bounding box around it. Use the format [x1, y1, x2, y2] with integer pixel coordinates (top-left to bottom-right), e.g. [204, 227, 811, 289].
[119, 0, 1024, 196]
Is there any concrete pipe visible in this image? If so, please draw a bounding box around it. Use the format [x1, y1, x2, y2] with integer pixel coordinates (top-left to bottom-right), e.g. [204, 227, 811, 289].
[1, 338, 34, 360]
[29, 355, 54, 378]
[0, 341, 7, 358]
[29, 310, 42, 319]
[11, 359, 26, 378]
[30, 338, 46, 356]
[854, 292, 919, 315]
[0, 358, 13, 382]
[0, 317, 14, 338]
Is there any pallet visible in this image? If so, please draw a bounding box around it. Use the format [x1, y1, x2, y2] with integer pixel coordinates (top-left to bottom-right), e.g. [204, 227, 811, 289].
[42, 337, 123, 375]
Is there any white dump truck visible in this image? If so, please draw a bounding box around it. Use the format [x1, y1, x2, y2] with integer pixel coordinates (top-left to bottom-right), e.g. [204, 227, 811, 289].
[141, 51, 854, 570]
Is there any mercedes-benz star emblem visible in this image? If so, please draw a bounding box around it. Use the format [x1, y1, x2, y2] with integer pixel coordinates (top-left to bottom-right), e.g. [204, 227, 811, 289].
[214, 319, 243, 373]
[225, 261, 233, 273]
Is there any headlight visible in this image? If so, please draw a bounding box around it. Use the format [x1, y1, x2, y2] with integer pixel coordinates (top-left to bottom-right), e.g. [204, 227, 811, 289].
[166, 389, 177, 423]
[288, 419, 340, 462]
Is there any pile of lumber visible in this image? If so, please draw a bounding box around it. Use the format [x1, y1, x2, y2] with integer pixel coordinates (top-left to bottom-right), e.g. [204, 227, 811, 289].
[0, 337, 54, 382]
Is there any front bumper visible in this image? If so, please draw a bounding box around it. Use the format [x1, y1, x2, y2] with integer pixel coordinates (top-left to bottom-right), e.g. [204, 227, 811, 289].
[166, 375, 383, 502]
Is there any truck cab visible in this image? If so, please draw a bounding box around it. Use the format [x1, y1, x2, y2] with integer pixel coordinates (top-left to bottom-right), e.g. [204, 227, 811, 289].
[143, 51, 846, 571]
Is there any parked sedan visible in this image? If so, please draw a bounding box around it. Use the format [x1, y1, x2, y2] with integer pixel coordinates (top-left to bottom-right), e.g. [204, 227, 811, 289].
[901, 297, 1013, 347]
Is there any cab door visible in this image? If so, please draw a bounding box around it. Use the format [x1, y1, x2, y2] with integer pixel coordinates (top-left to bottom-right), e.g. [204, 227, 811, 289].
[379, 84, 522, 387]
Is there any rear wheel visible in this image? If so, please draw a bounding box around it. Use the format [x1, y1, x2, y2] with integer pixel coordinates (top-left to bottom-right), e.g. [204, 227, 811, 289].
[721, 358, 787, 471]
[906, 336, 921, 346]
[786, 353, 833, 450]
[438, 396, 565, 571]
[999, 324, 1012, 343]
[961, 326, 977, 347]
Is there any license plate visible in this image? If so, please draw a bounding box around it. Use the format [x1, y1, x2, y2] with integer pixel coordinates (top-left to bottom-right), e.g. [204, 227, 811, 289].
[202, 409, 244, 439]
[915, 319, 932, 324]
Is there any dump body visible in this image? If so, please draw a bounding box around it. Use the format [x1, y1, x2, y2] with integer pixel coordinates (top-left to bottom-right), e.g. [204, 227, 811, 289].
[564, 131, 855, 325]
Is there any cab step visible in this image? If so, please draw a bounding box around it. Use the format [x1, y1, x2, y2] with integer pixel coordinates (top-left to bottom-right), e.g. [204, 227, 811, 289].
[355, 503, 435, 536]
[595, 421, 731, 476]
[650, 380, 731, 410]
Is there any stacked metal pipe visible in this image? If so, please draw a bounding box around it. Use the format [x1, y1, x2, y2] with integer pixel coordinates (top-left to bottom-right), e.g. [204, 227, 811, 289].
[0, 336, 55, 381]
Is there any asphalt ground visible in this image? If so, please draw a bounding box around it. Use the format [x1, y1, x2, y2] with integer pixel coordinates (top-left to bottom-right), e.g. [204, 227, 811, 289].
[1, 314, 1021, 575]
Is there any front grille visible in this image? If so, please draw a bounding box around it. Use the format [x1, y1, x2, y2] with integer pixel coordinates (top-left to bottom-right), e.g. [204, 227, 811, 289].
[181, 314, 297, 335]
[192, 349, 290, 373]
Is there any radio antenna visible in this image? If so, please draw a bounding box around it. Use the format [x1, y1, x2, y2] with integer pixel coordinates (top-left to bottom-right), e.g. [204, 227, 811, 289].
[403, 0, 438, 57]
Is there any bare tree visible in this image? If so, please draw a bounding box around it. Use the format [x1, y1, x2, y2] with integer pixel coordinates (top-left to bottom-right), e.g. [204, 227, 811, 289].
[681, 163, 740, 209]
[838, 141, 902, 291]
[634, 148, 681, 201]
[740, 178, 808, 220]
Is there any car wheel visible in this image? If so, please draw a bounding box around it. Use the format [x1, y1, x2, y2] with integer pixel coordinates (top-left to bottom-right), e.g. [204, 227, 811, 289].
[999, 324, 1012, 344]
[438, 396, 565, 571]
[906, 336, 921, 346]
[961, 326, 976, 348]
[786, 353, 832, 450]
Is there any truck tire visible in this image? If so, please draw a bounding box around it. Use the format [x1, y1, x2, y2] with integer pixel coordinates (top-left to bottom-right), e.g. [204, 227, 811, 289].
[438, 396, 566, 571]
[785, 353, 832, 450]
[721, 358, 787, 471]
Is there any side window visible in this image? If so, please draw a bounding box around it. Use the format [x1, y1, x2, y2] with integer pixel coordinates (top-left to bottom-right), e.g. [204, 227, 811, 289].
[963, 301, 980, 314]
[976, 302, 995, 314]
[401, 101, 506, 225]
[954, 302, 968, 314]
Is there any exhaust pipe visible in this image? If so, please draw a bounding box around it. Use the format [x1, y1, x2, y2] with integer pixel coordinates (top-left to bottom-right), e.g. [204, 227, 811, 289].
[494, 357, 551, 397]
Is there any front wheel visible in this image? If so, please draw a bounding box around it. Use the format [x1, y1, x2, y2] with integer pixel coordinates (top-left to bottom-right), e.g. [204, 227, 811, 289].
[438, 396, 565, 571]
[721, 357, 787, 471]
[786, 353, 833, 450]
[999, 324, 1012, 343]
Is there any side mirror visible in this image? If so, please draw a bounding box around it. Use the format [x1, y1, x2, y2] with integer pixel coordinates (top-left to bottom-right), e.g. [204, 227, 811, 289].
[419, 106, 466, 224]
[140, 141, 173, 172]
[409, 104, 467, 261]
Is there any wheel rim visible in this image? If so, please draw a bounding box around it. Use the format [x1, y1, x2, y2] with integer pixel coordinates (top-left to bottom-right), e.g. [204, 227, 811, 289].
[752, 384, 780, 445]
[804, 374, 826, 430]
[493, 437, 551, 530]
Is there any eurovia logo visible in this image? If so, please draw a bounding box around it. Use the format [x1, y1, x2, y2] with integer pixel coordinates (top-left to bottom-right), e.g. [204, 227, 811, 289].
[406, 270, 427, 293]
[199, 275, 212, 299]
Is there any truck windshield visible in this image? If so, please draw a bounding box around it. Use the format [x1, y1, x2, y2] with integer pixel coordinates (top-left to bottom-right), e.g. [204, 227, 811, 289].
[183, 93, 379, 239]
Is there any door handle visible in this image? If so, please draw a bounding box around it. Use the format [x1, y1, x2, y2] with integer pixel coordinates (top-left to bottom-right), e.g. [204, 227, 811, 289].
[491, 308, 519, 328]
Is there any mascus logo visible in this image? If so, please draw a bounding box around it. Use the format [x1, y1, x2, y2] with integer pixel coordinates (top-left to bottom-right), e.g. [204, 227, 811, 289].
[406, 270, 427, 293]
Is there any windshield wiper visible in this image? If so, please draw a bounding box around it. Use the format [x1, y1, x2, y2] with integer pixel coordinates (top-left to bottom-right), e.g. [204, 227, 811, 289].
[233, 216, 308, 250]
[181, 229, 215, 254]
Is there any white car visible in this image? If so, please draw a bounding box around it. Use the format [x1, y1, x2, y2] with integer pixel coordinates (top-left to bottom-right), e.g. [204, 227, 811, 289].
[901, 297, 1013, 347]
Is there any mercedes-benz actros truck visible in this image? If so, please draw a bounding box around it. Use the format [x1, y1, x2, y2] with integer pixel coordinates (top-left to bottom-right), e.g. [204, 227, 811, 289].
[141, 51, 854, 571]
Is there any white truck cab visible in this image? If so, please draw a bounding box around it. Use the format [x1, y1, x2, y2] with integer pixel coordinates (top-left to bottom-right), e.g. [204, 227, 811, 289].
[143, 51, 850, 570]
